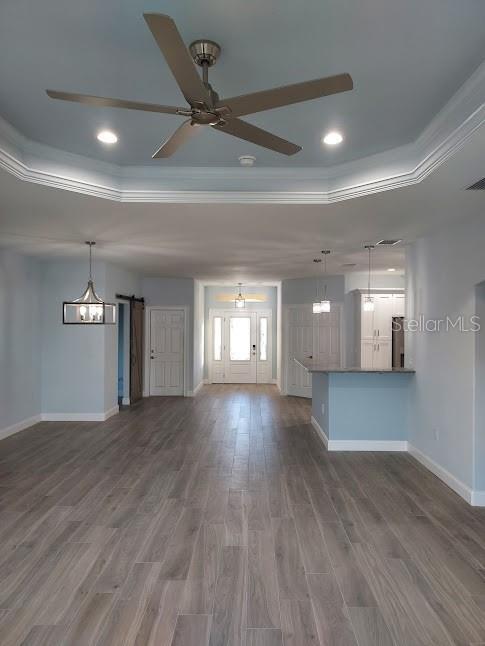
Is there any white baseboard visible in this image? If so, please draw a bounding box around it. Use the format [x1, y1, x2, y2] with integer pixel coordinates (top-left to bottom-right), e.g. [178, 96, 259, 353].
[187, 382, 203, 397]
[121, 397, 130, 406]
[311, 417, 407, 452]
[310, 416, 329, 448]
[407, 443, 485, 507]
[41, 406, 119, 422]
[0, 414, 42, 441]
[471, 490, 485, 506]
[330, 440, 408, 452]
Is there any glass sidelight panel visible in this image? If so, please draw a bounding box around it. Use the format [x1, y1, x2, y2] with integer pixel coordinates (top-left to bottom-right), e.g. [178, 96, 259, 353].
[229, 317, 251, 361]
[260, 317, 268, 361]
[213, 317, 222, 361]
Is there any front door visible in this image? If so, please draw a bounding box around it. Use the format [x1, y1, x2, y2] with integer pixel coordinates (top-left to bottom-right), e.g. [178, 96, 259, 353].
[209, 310, 272, 384]
[149, 309, 184, 396]
[224, 312, 257, 383]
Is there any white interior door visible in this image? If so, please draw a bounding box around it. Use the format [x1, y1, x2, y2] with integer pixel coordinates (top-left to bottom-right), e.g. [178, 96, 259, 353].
[286, 306, 313, 398]
[314, 308, 341, 368]
[224, 312, 257, 383]
[149, 309, 184, 396]
[286, 305, 342, 398]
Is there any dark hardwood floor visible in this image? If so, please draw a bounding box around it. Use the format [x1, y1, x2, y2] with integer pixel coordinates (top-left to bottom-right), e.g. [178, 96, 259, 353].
[1, 384, 485, 645]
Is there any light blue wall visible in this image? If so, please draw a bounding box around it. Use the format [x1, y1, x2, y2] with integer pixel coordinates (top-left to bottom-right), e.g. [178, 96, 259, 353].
[204, 285, 277, 379]
[312, 371, 412, 441]
[40, 259, 140, 417]
[141, 277, 195, 390]
[474, 282, 485, 490]
[0, 250, 41, 431]
[41, 259, 107, 415]
[406, 211, 485, 491]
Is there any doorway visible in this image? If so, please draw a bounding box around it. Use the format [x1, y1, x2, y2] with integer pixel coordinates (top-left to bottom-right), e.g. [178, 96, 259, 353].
[116, 296, 145, 406]
[209, 309, 272, 383]
[148, 308, 186, 396]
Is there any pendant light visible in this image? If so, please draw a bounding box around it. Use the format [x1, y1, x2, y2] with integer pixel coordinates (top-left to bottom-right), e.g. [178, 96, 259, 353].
[63, 241, 116, 324]
[320, 250, 331, 312]
[363, 244, 375, 312]
[234, 283, 246, 309]
[312, 259, 322, 314]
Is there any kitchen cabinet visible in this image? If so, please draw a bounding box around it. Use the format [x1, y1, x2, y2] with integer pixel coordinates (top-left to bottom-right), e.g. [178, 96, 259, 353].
[355, 291, 405, 369]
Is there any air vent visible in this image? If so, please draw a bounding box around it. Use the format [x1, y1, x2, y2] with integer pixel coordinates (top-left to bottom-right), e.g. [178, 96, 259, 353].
[467, 177, 485, 190]
[375, 239, 402, 246]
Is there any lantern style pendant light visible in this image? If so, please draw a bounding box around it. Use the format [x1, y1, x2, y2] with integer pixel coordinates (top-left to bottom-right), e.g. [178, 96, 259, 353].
[363, 244, 375, 312]
[320, 250, 331, 312]
[234, 283, 246, 309]
[312, 258, 322, 314]
[63, 241, 116, 324]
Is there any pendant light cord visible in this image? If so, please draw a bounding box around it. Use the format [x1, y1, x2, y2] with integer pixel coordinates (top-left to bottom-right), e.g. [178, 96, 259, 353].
[323, 251, 327, 300]
[365, 245, 373, 299]
[86, 241, 95, 282]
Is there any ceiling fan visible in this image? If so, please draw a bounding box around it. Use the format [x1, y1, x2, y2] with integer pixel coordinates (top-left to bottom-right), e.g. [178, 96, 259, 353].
[46, 13, 353, 158]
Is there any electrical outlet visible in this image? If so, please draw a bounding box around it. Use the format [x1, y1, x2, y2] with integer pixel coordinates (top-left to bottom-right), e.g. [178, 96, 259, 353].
[433, 428, 440, 441]
[321, 404, 325, 415]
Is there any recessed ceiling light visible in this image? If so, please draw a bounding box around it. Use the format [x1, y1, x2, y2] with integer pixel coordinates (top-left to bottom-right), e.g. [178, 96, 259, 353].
[322, 130, 343, 146]
[97, 130, 118, 144]
[387, 268, 396, 272]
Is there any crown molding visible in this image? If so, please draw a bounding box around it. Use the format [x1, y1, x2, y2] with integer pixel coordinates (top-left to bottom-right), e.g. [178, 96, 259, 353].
[1, 61, 485, 204]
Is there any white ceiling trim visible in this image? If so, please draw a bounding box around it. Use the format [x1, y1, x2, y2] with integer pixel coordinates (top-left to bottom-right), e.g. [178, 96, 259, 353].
[1, 61, 484, 204]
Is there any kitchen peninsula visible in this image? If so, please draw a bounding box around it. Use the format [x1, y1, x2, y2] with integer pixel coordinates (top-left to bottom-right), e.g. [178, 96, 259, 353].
[295, 359, 415, 451]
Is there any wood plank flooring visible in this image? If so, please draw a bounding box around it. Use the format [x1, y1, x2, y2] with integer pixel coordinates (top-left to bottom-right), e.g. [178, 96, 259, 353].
[1, 384, 485, 645]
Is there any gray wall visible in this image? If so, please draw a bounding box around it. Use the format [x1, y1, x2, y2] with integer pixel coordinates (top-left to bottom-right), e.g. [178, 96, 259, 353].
[141, 277, 195, 391]
[282, 275, 345, 305]
[204, 285, 277, 379]
[406, 211, 485, 491]
[0, 250, 41, 431]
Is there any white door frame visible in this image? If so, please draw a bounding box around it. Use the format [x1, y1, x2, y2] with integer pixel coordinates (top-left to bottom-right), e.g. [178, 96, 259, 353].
[144, 306, 189, 397]
[208, 308, 273, 384]
[282, 303, 344, 396]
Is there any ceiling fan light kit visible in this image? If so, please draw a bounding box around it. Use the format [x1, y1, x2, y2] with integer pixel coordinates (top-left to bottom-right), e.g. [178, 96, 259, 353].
[46, 13, 353, 158]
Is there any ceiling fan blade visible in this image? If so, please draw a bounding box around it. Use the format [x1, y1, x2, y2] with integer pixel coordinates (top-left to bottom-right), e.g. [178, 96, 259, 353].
[212, 118, 301, 155]
[152, 120, 201, 158]
[143, 14, 210, 107]
[218, 73, 353, 117]
[46, 90, 186, 115]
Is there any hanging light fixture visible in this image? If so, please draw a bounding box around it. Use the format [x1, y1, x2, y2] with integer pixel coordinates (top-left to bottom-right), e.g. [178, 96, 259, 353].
[363, 244, 375, 312]
[312, 259, 322, 314]
[63, 242, 116, 324]
[320, 250, 331, 312]
[234, 283, 246, 309]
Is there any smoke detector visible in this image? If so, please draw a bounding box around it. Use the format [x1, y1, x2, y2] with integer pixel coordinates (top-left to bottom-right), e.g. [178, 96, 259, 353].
[238, 155, 256, 167]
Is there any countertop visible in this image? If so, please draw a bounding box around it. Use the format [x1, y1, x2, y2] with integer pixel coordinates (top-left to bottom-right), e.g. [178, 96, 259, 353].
[294, 358, 415, 374]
